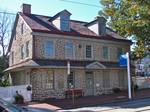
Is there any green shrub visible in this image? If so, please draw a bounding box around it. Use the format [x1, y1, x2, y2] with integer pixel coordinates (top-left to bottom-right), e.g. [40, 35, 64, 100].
[0, 79, 11, 87]
[132, 84, 139, 91]
[112, 88, 121, 93]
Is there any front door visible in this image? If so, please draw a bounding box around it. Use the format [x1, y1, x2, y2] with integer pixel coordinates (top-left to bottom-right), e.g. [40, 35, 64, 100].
[85, 72, 94, 96]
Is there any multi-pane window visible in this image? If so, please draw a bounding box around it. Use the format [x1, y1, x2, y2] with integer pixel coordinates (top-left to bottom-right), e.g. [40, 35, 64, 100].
[26, 41, 29, 57]
[61, 16, 70, 31]
[102, 71, 110, 88]
[103, 46, 108, 59]
[45, 73, 54, 89]
[86, 45, 92, 58]
[21, 23, 24, 34]
[67, 71, 75, 89]
[44, 41, 54, 57]
[11, 51, 14, 64]
[21, 45, 24, 59]
[118, 70, 126, 88]
[65, 42, 74, 59]
[14, 30, 16, 40]
[117, 48, 123, 59]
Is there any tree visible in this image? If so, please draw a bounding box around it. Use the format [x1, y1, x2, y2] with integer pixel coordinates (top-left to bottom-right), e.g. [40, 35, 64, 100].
[0, 11, 15, 66]
[0, 11, 15, 86]
[100, 0, 150, 60]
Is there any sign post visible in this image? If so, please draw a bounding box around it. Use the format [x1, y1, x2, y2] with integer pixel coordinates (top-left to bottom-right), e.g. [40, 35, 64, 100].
[67, 60, 75, 106]
[119, 52, 132, 99]
[127, 52, 132, 99]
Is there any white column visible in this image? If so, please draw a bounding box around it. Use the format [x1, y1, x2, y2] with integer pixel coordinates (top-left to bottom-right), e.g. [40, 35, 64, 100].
[67, 60, 70, 75]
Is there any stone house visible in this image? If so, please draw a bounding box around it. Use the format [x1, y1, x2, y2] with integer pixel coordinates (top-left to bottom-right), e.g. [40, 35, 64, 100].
[6, 4, 132, 100]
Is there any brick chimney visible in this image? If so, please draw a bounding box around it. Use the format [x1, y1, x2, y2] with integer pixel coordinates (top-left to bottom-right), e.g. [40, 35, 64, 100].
[21, 4, 31, 14]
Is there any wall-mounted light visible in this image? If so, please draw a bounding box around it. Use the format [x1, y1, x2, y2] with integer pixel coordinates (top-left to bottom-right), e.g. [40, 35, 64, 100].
[78, 44, 82, 48]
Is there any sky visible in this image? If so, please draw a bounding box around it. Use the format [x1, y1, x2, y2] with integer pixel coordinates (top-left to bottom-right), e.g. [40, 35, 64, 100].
[0, 0, 102, 22]
[0, 0, 102, 55]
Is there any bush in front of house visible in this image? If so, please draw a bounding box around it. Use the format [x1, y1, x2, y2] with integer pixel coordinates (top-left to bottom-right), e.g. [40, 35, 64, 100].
[14, 91, 24, 104]
[112, 88, 121, 93]
[132, 84, 139, 91]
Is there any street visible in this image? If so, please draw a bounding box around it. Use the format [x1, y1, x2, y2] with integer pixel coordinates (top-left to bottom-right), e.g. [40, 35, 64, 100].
[66, 98, 150, 112]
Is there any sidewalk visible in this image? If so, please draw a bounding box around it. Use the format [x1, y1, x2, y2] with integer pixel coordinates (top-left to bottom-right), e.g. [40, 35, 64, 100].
[31, 89, 150, 109]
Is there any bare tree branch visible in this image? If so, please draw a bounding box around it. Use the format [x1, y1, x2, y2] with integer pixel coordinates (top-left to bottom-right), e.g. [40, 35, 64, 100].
[0, 11, 15, 59]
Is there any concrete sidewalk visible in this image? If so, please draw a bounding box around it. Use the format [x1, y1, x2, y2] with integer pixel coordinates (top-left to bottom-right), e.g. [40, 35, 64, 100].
[29, 89, 150, 110]
[28, 103, 61, 111]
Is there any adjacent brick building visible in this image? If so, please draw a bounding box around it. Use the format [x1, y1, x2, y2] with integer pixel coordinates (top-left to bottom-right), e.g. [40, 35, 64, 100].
[6, 4, 132, 100]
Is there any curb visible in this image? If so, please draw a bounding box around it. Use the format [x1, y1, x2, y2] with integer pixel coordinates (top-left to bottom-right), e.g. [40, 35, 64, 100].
[100, 96, 150, 106]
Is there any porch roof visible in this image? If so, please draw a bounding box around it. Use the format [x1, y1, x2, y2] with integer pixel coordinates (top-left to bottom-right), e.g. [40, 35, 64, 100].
[5, 59, 127, 72]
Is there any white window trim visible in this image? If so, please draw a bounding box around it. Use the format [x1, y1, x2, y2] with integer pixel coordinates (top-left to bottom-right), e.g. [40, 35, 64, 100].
[21, 45, 25, 59]
[25, 41, 29, 58]
[21, 23, 24, 35]
[85, 44, 93, 59]
[108, 47, 110, 61]
[44, 40, 55, 58]
[102, 46, 109, 60]
[65, 42, 75, 59]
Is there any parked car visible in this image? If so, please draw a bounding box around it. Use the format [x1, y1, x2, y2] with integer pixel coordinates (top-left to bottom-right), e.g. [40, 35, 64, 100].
[0, 98, 54, 112]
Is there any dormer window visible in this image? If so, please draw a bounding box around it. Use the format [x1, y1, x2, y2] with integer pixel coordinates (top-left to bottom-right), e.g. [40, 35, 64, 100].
[86, 16, 106, 36]
[51, 10, 71, 32]
[61, 15, 70, 32]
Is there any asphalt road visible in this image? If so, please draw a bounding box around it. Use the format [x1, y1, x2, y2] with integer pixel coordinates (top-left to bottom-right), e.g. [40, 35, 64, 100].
[65, 98, 150, 112]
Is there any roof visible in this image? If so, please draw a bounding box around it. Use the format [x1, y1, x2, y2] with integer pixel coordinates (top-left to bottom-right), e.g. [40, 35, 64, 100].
[5, 59, 127, 72]
[8, 10, 132, 53]
[19, 12, 131, 42]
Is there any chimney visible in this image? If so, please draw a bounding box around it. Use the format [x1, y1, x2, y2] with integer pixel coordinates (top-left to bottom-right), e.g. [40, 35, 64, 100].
[97, 16, 107, 36]
[21, 4, 31, 14]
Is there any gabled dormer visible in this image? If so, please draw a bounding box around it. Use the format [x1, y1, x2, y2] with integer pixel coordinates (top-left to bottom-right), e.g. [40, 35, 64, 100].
[50, 10, 72, 32]
[85, 16, 106, 36]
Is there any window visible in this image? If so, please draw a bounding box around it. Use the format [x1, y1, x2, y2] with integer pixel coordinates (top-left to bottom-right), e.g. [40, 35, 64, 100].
[21, 23, 24, 34]
[117, 48, 123, 59]
[61, 15, 70, 31]
[102, 71, 110, 88]
[118, 70, 126, 88]
[103, 46, 108, 59]
[26, 41, 29, 57]
[86, 45, 92, 58]
[44, 41, 54, 57]
[45, 73, 54, 89]
[11, 51, 14, 64]
[21, 45, 24, 59]
[14, 30, 16, 40]
[67, 71, 75, 89]
[65, 42, 74, 59]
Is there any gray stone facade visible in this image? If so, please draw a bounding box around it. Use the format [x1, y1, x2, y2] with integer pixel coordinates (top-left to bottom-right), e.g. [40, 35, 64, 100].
[8, 12, 130, 101]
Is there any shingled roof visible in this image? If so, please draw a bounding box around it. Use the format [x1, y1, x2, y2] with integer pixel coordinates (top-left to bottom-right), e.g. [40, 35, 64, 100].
[8, 10, 132, 54]
[5, 59, 127, 71]
[19, 12, 131, 43]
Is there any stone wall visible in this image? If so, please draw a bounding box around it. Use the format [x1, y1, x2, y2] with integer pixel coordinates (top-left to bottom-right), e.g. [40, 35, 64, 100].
[33, 33, 130, 61]
[29, 68, 127, 100]
[9, 15, 33, 66]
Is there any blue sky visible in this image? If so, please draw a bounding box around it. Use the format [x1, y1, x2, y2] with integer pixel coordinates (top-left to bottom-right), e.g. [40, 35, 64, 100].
[0, 0, 102, 22]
